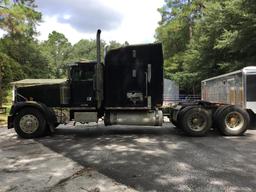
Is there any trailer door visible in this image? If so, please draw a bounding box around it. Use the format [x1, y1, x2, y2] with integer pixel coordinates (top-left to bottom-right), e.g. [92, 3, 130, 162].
[246, 74, 256, 113]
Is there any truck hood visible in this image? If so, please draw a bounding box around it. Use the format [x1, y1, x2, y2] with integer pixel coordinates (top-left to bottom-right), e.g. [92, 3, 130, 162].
[11, 79, 67, 88]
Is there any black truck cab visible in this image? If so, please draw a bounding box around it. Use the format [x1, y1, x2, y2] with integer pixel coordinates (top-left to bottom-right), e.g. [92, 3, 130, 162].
[8, 28, 165, 140]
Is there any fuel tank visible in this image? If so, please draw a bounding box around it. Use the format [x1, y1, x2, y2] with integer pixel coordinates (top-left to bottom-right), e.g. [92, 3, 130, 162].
[104, 110, 163, 126]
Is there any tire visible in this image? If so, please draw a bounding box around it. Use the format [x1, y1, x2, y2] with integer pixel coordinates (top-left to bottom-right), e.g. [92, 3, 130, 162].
[212, 105, 229, 128]
[14, 108, 47, 139]
[179, 106, 212, 136]
[169, 109, 178, 127]
[217, 106, 249, 136]
[177, 106, 196, 129]
[247, 110, 256, 129]
[169, 117, 178, 127]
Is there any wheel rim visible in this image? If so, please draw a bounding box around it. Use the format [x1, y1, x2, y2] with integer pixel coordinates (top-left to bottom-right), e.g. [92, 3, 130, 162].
[187, 112, 205, 132]
[224, 111, 244, 131]
[19, 114, 39, 134]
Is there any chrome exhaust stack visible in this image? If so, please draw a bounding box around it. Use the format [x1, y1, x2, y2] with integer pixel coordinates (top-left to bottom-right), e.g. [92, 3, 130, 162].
[95, 29, 103, 109]
[96, 29, 101, 66]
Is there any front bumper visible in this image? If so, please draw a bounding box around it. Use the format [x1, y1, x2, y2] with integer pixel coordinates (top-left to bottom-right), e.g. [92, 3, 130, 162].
[7, 115, 14, 129]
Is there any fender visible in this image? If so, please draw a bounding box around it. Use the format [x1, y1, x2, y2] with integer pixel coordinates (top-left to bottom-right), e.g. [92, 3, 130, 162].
[8, 101, 57, 130]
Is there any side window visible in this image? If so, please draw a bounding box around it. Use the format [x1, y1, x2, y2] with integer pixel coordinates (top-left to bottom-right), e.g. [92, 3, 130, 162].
[71, 66, 94, 81]
[80, 70, 94, 80]
[246, 75, 256, 101]
[71, 68, 80, 81]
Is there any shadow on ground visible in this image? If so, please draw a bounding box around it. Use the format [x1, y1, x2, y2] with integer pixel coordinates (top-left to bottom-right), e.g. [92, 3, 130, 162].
[36, 124, 256, 192]
[0, 129, 84, 192]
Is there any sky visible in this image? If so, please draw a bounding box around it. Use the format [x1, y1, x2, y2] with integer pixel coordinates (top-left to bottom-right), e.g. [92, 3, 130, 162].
[34, 0, 165, 45]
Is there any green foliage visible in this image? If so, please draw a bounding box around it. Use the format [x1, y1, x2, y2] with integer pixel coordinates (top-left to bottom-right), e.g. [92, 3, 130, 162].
[156, 0, 204, 93]
[171, 71, 200, 94]
[0, 0, 48, 106]
[108, 40, 122, 50]
[41, 31, 72, 78]
[0, 52, 24, 86]
[0, 35, 50, 78]
[71, 39, 101, 61]
[157, 0, 256, 93]
[0, 0, 41, 37]
[0, 52, 24, 105]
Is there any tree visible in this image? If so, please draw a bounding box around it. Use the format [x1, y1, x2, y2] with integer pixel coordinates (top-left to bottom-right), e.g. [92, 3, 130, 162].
[156, 0, 256, 94]
[0, 0, 42, 106]
[0, 52, 24, 106]
[41, 31, 72, 78]
[0, 35, 50, 78]
[0, 0, 41, 37]
[70, 39, 106, 63]
[183, 0, 256, 79]
[156, 0, 205, 93]
[108, 40, 122, 50]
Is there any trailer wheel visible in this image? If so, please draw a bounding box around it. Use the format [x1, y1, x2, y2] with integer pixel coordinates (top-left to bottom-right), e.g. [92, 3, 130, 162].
[213, 105, 229, 128]
[180, 107, 212, 136]
[217, 106, 249, 136]
[14, 108, 47, 139]
[247, 110, 256, 129]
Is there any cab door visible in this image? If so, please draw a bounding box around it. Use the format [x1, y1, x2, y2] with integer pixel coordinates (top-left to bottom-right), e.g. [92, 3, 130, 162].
[70, 63, 96, 108]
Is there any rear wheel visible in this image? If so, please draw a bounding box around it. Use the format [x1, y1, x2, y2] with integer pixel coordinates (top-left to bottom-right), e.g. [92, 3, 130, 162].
[213, 105, 229, 129]
[169, 117, 178, 127]
[177, 106, 196, 129]
[247, 110, 256, 129]
[179, 106, 212, 136]
[217, 106, 249, 136]
[169, 109, 179, 127]
[14, 108, 47, 139]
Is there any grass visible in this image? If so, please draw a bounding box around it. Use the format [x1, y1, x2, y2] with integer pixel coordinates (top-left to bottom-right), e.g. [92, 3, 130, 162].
[0, 114, 7, 125]
[0, 90, 12, 126]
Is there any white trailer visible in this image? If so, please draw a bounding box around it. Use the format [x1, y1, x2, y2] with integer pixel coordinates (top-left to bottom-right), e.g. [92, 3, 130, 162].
[201, 66, 256, 116]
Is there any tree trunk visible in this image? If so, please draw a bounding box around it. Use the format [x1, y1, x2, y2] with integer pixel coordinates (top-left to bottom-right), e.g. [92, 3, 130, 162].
[189, 23, 193, 40]
[0, 65, 2, 108]
[188, 0, 193, 41]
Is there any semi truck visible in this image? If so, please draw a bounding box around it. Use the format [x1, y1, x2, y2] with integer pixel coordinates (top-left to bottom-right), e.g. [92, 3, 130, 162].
[7, 30, 251, 138]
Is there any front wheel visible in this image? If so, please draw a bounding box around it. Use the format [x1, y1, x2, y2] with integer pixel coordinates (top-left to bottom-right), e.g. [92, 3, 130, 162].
[14, 108, 47, 139]
[217, 106, 249, 136]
